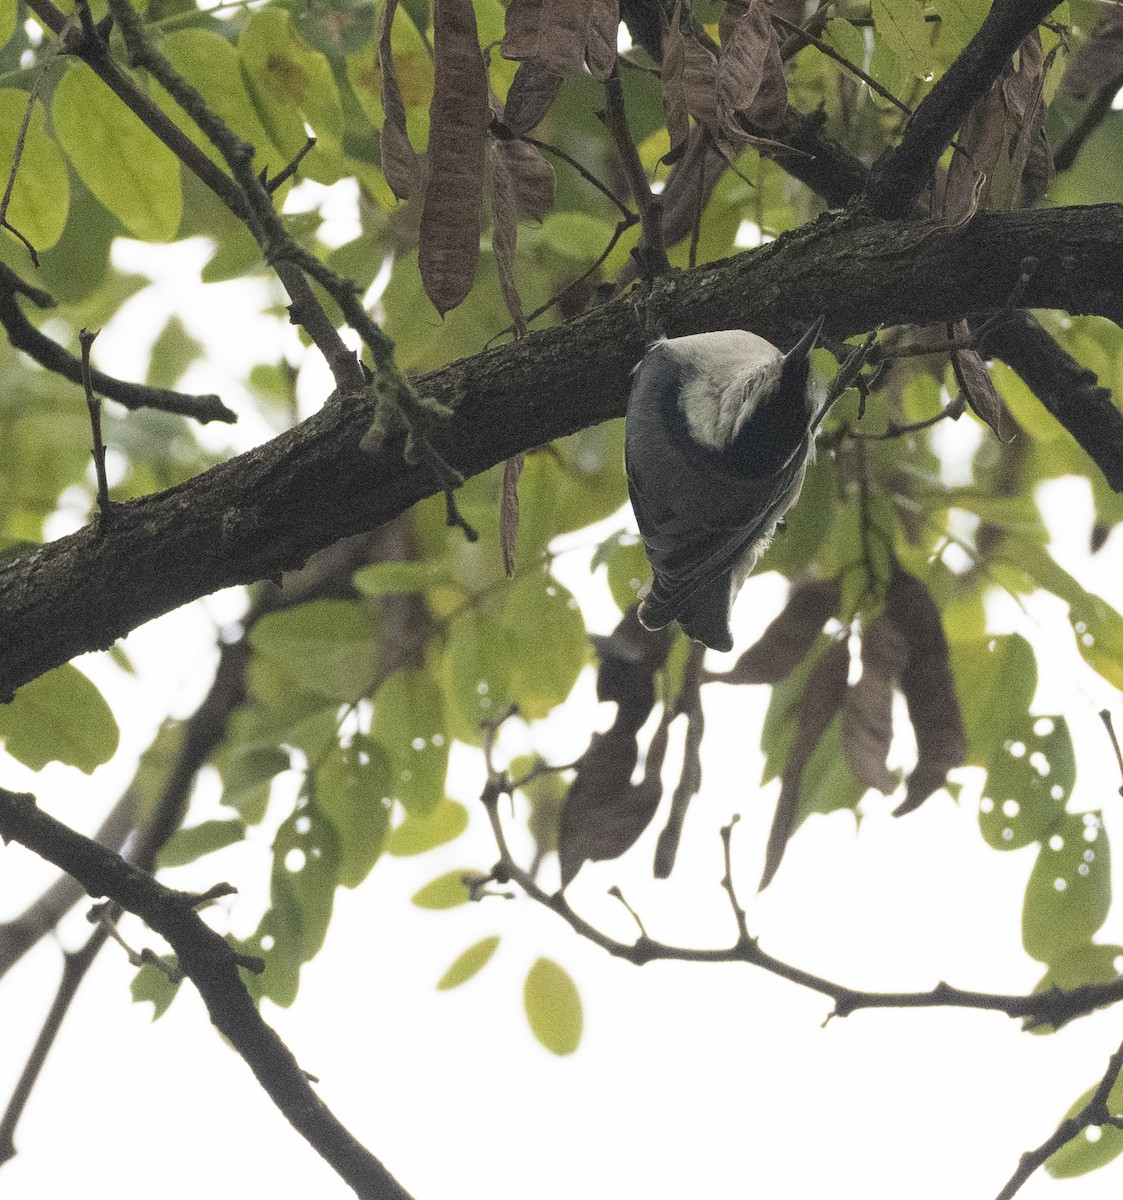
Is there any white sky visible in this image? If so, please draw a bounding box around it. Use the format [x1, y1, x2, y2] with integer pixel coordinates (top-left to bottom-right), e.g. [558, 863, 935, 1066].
[3, 192, 1123, 1200]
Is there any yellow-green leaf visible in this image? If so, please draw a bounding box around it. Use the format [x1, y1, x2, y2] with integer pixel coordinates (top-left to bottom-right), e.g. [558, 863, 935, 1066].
[0, 663, 119, 773]
[524, 957, 582, 1055]
[411, 868, 473, 908]
[0, 90, 69, 252]
[436, 935, 500, 989]
[52, 63, 182, 241]
[871, 0, 933, 80]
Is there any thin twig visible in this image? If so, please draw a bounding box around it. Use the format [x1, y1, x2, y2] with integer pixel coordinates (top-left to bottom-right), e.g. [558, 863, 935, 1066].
[599, 68, 670, 277]
[773, 14, 912, 115]
[1100, 709, 1123, 798]
[79, 328, 112, 523]
[521, 133, 634, 221]
[993, 1036, 1123, 1200]
[263, 135, 317, 194]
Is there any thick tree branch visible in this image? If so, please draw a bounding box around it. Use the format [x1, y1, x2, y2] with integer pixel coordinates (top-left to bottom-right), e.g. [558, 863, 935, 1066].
[0, 788, 414, 1200]
[865, 0, 1059, 218]
[3, 205, 1123, 699]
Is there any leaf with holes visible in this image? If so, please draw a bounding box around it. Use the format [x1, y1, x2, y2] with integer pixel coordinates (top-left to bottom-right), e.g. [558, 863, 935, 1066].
[978, 716, 1074, 852]
[375, 669, 449, 816]
[1023, 810, 1111, 966]
[437, 936, 501, 989]
[1046, 1067, 1123, 1178]
[524, 957, 582, 1054]
[419, 0, 489, 314]
[315, 736, 391, 888]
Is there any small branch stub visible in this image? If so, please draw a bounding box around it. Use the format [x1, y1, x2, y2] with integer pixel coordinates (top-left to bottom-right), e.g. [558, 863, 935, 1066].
[79, 328, 113, 525]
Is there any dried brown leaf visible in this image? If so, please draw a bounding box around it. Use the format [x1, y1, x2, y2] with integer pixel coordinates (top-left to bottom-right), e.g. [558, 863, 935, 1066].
[682, 30, 720, 127]
[500, 451, 524, 576]
[419, 0, 489, 316]
[378, 0, 423, 200]
[488, 141, 526, 336]
[503, 58, 564, 135]
[1061, 13, 1123, 97]
[723, 577, 841, 685]
[1006, 37, 1056, 209]
[944, 79, 1006, 224]
[501, 138, 556, 220]
[718, 0, 785, 136]
[885, 568, 966, 816]
[537, 0, 588, 76]
[843, 617, 907, 794]
[502, 0, 542, 59]
[950, 326, 1007, 440]
[760, 637, 849, 890]
[584, 0, 619, 80]
[558, 609, 673, 884]
[662, 0, 690, 159]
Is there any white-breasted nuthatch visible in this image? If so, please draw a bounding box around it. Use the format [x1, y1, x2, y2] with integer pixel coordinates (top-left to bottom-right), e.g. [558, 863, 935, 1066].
[624, 319, 825, 653]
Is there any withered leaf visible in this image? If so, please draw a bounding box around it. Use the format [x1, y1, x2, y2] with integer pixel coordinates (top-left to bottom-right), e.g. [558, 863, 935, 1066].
[503, 58, 564, 136]
[378, 0, 423, 200]
[584, 0, 619, 80]
[654, 643, 705, 878]
[488, 141, 526, 337]
[419, 0, 489, 316]
[558, 729, 649, 885]
[1060, 13, 1123, 97]
[950, 326, 1007, 440]
[944, 78, 1006, 224]
[682, 29, 720, 128]
[885, 567, 966, 816]
[723, 577, 841, 685]
[662, 0, 690, 159]
[842, 616, 907, 794]
[718, 0, 786, 136]
[760, 636, 849, 890]
[501, 138, 556, 220]
[1006, 37, 1056, 209]
[537, 0, 588, 76]
[558, 608, 673, 884]
[500, 451, 524, 576]
[501, 0, 541, 59]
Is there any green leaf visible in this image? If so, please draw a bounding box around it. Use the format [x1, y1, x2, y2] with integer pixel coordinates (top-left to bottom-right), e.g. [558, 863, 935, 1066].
[411, 868, 473, 909]
[0, 664, 119, 773]
[248, 804, 341, 1006]
[978, 716, 1073, 852]
[130, 957, 182, 1020]
[52, 62, 182, 241]
[159, 29, 287, 178]
[1046, 1068, 1123, 1178]
[798, 716, 865, 828]
[951, 635, 1037, 768]
[501, 569, 587, 720]
[157, 818, 246, 868]
[249, 600, 379, 702]
[1023, 811, 1111, 965]
[0, 90, 69, 253]
[314, 736, 391, 888]
[441, 609, 513, 742]
[822, 18, 867, 69]
[374, 669, 449, 816]
[600, 533, 650, 614]
[353, 559, 444, 596]
[871, 0, 933, 80]
[523, 957, 582, 1055]
[386, 797, 469, 856]
[0, 0, 16, 51]
[239, 8, 345, 182]
[436, 936, 500, 990]
[930, 0, 987, 49]
[540, 211, 616, 260]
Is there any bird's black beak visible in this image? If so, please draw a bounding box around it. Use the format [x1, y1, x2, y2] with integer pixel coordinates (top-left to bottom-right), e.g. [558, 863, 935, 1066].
[784, 315, 825, 362]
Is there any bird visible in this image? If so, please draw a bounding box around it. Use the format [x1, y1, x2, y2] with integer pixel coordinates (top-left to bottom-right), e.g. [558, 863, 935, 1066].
[624, 319, 825, 653]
